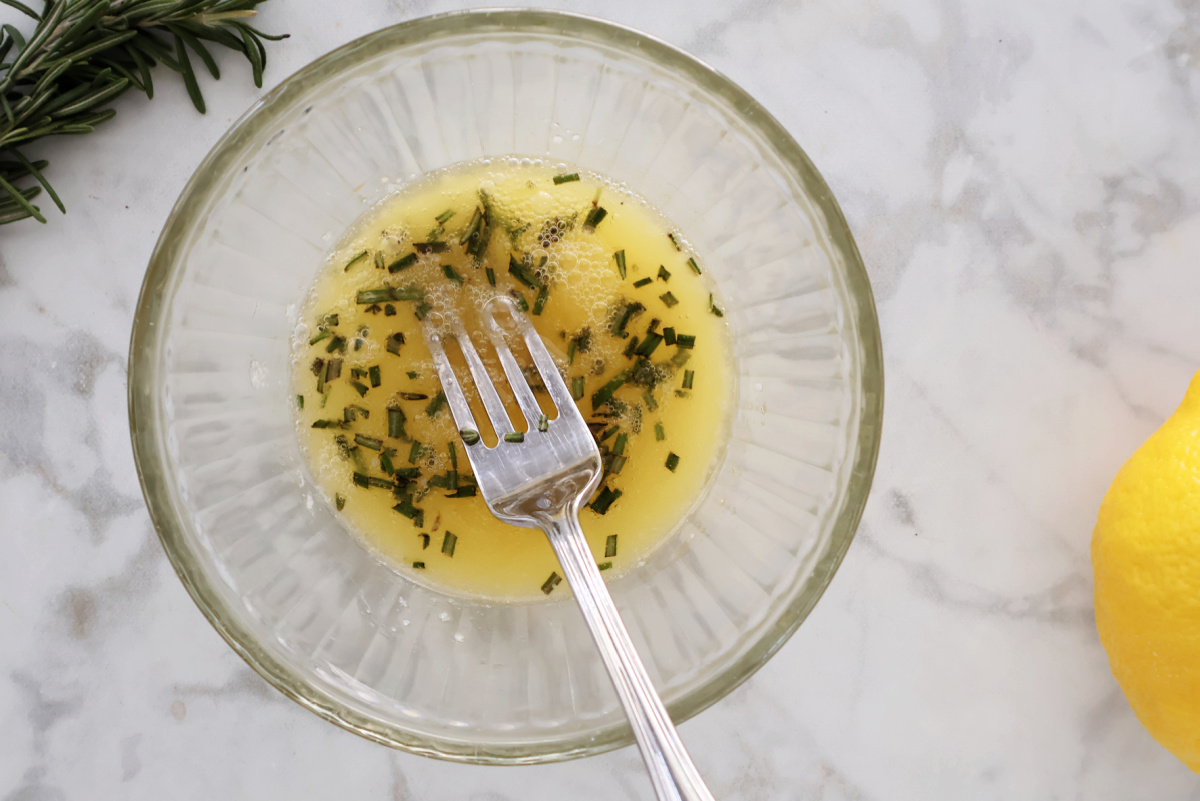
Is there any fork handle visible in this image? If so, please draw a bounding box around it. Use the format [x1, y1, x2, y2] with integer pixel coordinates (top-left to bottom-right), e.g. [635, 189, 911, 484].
[544, 514, 716, 801]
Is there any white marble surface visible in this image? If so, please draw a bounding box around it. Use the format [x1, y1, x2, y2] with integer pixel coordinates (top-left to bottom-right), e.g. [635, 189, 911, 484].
[3, 0, 1200, 797]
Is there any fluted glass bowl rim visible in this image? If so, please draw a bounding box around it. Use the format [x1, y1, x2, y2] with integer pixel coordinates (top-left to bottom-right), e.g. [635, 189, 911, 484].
[128, 7, 884, 763]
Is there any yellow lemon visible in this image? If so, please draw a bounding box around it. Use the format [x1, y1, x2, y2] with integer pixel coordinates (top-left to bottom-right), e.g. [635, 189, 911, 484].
[1093, 370, 1200, 772]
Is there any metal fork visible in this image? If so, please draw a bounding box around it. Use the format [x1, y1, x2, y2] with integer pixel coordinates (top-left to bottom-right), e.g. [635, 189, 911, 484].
[425, 296, 715, 801]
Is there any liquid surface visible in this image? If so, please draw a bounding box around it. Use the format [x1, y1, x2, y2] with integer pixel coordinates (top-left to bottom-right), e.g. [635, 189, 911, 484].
[293, 159, 734, 600]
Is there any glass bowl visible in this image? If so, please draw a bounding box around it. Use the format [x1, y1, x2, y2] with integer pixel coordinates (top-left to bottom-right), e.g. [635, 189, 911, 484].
[128, 9, 883, 763]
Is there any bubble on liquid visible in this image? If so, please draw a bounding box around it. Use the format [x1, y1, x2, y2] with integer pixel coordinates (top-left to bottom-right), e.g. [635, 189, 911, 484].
[439, 611, 452, 622]
[453, 633, 465, 643]
[249, 360, 269, 389]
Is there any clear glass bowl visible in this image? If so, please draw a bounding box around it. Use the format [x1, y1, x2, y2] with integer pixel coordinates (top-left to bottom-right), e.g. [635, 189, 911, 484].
[128, 9, 882, 763]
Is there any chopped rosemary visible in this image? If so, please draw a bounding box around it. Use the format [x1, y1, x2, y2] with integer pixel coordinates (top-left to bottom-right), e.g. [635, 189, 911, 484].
[657, 265, 671, 282]
[412, 561, 426, 569]
[425, 390, 447, 418]
[667, 232, 683, 251]
[460, 428, 481, 446]
[709, 293, 724, 317]
[419, 533, 430, 549]
[349, 380, 369, 397]
[388, 405, 407, 439]
[541, 572, 562, 594]
[442, 263, 463, 284]
[613, 433, 628, 456]
[571, 376, 585, 400]
[386, 333, 405, 355]
[605, 534, 618, 558]
[591, 486, 622, 515]
[659, 292, 679, 308]
[413, 241, 449, 254]
[335, 494, 346, 511]
[665, 452, 680, 471]
[553, 172, 580, 184]
[682, 370, 695, 390]
[399, 392, 429, 401]
[688, 257, 702, 275]
[435, 209, 456, 225]
[503, 432, 525, 443]
[632, 277, 652, 288]
[442, 531, 458, 557]
[387, 252, 418, 273]
[655, 422, 665, 441]
[345, 250, 369, 272]
[369, 365, 381, 387]
[583, 206, 607, 230]
[538, 413, 549, 432]
[354, 434, 382, 451]
[675, 334, 696, 349]
[598, 562, 613, 571]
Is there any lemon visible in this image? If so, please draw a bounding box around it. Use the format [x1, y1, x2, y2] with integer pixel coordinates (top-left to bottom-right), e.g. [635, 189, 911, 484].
[1093, 371, 1200, 772]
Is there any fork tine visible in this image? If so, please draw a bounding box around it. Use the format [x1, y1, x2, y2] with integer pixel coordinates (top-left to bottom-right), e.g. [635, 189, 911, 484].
[502, 299, 581, 418]
[424, 328, 481, 438]
[453, 324, 518, 438]
[483, 299, 546, 428]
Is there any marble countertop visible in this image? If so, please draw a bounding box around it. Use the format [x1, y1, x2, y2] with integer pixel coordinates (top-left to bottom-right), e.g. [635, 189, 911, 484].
[3, 0, 1199, 798]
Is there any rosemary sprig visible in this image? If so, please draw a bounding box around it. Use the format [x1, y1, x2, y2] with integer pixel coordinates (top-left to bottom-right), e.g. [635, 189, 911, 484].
[0, 0, 288, 225]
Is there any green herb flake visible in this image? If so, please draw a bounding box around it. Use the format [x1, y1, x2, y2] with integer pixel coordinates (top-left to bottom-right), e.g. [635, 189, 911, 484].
[335, 493, 346, 511]
[508, 254, 543, 289]
[605, 534, 618, 558]
[503, 431, 525, 443]
[419, 534, 430, 549]
[510, 291, 529, 313]
[354, 434, 382, 451]
[643, 391, 658, 411]
[614, 250, 627, 279]
[445, 485, 478, 498]
[538, 413, 549, 433]
[408, 440, 424, 464]
[632, 277, 652, 288]
[460, 428, 481, 446]
[682, 370, 695, 390]
[344, 250, 369, 272]
[441, 531, 458, 557]
[399, 392, 429, 401]
[414, 241, 449, 254]
[486, 267, 497, 286]
[634, 332, 663, 358]
[663, 327, 677, 346]
[675, 334, 696, 349]
[308, 328, 331, 346]
[532, 286, 549, 315]
[659, 292, 679, 309]
[349, 380, 369, 397]
[665, 452, 680, 472]
[296, 394, 304, 410]
[386, 332, 405, 355]
[387, 252, 418, 273]
[613, 433, 628, 456]
[553, 172, 580, 184]
[571, 376, 585, 400]
[380, 448, 395, 476]
[655, 422, 666, 441]
[583, 206, 607, 231]
[541, 572, 562, 594]
[687, 257, 702, 275]
[352, 472, 369, 488]
[709, 293, 724, 317]
[388, 405, 407, 439]
[667, 233, 683, 251]
[590, 486, 623, 515]
[448, 441, 458, 470]
[369, 365, 381, 388]
[442, 263, 464, 284]
[657, 265, 671, 282]
[435, 209, 456, 225]
[412, 561, 426, 569]
[591, 368, 632, 411]
[609, 455, 627, 474]
[598, 562, 613, 571]
[425, 390, 447, 418]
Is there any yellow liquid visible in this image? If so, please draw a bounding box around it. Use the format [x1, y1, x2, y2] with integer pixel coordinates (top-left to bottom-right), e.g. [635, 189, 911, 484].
[293, 159, 734, 600]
